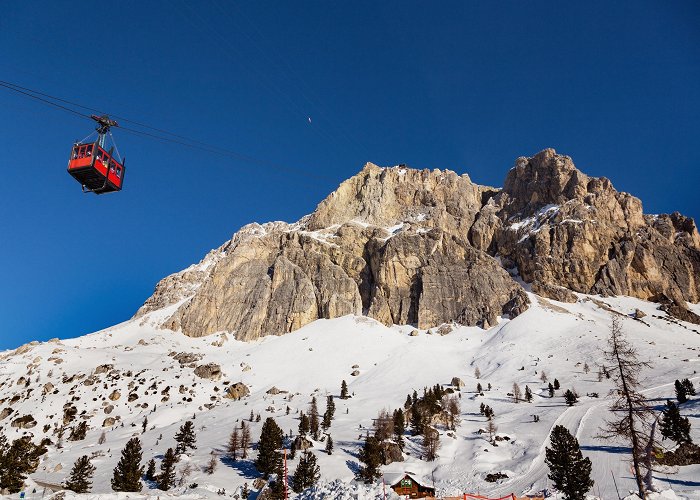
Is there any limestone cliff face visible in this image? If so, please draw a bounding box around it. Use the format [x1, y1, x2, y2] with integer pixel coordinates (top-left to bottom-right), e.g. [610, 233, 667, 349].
[136, 151, 700, 340]
[482, 149, 700, 304]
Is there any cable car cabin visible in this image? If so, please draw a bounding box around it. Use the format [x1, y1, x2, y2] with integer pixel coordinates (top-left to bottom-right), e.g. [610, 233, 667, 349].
[67, 142, 125, 194]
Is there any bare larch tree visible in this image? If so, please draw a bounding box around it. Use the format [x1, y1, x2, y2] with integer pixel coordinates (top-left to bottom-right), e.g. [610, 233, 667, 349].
[599, 315, 654, 498]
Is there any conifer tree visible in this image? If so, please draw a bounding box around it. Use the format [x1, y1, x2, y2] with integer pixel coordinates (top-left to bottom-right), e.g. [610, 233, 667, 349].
[322, 395, 335, 431]
[681, 378, 696, 396]
[545, 425, 593, 500]
[157, 448, 176, 491]
[675, 379, 688, 404]
[476, 382, 483, 393]
[356, 433, 382, 483]
[0, 436, 47, 493]
[393, 408, 405, 449]
[240, 421, 251, 459]
[241, 482, 250, 499]
[553, 378, 560, 390]
[111, 437, 144, 492]
[548, 382, 555, 398]
[660, 400, 692, 445]
[404, 394, 412, 409]
[540, 371, 548, 383]
[309, 397, 320, 440]
[256, 417, 283, 478]
[564, 389, 578, 406]
[340, 380, 350, 399]
[64, 455, 96, 493]
[474, 366, 481, 379]
[145, 459, 156, 481]
[325, 434, 333, 455]
[267, 457, 287, 500]
[298, 412, 310, 436]
[525, 385, 533, 402]
[599, 315, 654, 498]
[227, 427, 240, 460]
[174, 420, 197, 455]
[292, 450, 320, 493]
[410, 406, 424, 435]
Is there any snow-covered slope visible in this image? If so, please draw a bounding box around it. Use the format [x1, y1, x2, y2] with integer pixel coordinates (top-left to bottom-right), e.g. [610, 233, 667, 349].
[1, 294, 699, 499]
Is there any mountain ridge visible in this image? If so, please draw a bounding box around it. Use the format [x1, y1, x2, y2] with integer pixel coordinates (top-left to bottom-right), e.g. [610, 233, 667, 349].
[135, 149, 699, 341]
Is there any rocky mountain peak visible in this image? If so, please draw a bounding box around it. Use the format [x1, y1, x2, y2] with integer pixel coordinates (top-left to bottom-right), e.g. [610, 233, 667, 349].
[135, 150, 700, 340]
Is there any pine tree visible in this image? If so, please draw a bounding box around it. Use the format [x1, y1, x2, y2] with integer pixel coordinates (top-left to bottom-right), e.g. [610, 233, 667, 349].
[410, 406, 424, 435]
[241, 482, 250, 499]
[675, 379, 688, 404]
[174, 420, 197, 455]
[322, 396, 335, 430]
[681, 378, 696, 396]
[660, 400, 692, 445]
[240, 421, 251, 459]
[292, 450, 320, 492]
[309, 397, 320, 440]
[145, 459, 156, 481]
[548, 382, 555, 398]
[545, 425, 593, 500]
[298, 412, 310, 436]
[157, 448, 176, 491]
[393, 408, 405, 449]
[1, 436, 47, 492]
[227, 427, 240, 460]
[553, 378, 560, 390]
[583, 363, 590, 374]
[111, 437, 144, 492]
[356, 433, 382, 483]
[476, 382, 483, 393]
[525, 385, 533, 402]
[340, 380, 350, 399]
[64, 455, 96, 493]
[325, 434, 333, 455]
[267, 456, 287, 500]
[404, 394, 412, 409]
[564, 389, 578, 406]
[256, 417, 283, 478]
[540, 371, 548, 383]
[474, 366, 481, 379]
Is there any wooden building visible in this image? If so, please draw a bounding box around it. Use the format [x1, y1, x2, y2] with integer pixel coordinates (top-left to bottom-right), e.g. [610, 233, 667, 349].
[387, 473, 436, 499]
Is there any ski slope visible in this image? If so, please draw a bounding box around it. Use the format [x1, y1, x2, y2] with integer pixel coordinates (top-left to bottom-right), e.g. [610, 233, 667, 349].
[1, 293, 699, 499]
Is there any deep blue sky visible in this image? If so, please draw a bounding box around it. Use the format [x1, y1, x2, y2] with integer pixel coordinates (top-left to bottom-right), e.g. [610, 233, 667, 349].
[1, 1, 698, 350]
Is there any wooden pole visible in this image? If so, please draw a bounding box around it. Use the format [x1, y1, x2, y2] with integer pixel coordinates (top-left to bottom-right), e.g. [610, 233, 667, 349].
[284, 448, 288, 500]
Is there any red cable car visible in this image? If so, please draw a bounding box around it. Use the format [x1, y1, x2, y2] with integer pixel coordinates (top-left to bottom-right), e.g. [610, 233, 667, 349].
[67, 115, 125, 194]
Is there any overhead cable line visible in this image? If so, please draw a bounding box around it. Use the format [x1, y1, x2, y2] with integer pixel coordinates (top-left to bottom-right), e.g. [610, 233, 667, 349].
[0, 79, 336, 181]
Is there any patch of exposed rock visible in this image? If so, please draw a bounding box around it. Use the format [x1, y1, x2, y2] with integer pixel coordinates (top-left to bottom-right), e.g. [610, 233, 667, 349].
[11, 414, 36, 429]
[194, 363, 222, 380]
[224, 382, 250, 400]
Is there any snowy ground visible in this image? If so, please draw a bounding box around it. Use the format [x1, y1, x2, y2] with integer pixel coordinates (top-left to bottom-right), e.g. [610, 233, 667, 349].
[1, 293, 699, 499]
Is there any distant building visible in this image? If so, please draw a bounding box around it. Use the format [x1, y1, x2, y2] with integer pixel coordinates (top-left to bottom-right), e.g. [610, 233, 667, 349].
[386, 473, 435, 499]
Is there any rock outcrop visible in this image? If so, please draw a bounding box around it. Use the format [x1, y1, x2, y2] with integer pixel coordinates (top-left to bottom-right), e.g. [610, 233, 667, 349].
[136, 151, 700, 340]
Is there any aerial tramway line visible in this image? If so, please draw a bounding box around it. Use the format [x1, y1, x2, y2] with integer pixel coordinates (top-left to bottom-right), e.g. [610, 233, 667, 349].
[0, 79, 336, 196]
